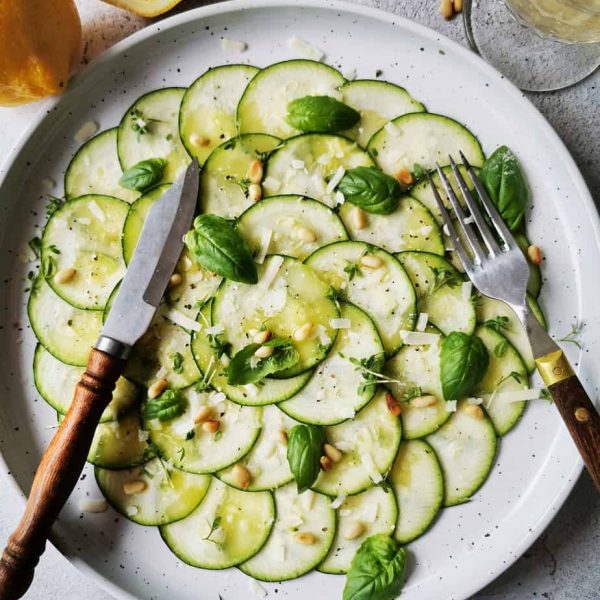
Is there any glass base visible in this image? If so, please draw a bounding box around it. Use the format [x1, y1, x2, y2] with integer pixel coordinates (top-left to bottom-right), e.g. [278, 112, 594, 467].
[463, 0, 600, 92]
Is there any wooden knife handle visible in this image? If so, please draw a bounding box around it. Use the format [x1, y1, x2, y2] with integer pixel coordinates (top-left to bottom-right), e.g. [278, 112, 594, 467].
[0, 348, 125, 600]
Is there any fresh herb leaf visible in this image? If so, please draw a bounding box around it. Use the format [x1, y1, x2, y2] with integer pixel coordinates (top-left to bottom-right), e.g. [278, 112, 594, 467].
[203, 516, 223, 544]
[558, 321, 585, 350]
[493, 339, 508, 358]
[172, 352, 184, 375]
[344, 261, 361, 281]
[177, 446, 185, 461]
[141, 388, 186, 422]
[337, 166, 401, 215]
[129, 108, 160, 136]
[47, 244, 61, 255]
[349, 353, 386, 395]
[119, 158, 167, 192]
[46, 195, 65, 217]
[497, 370, 523, 387]
[287, 424, 326, 493]
[29, 237, 42, 259]
[222, 138, 237, 150]
[326, 286, 339, 302]
[401, 386, 423, 402]
[213, 430, 223, 441]
[483, 315, 510, 333]
[42, 256, 56, 279]
[286, 95, 360, 133]
[207, 333, 231, 357]
[225, 174, 250, 197]
[412, 163, 427, 181]
[430, 266, 462, 293]
[185, 429, 196, 440]
[540, 388, 552, 402]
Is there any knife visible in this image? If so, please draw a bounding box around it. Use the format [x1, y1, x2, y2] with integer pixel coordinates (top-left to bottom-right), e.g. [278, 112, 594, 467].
[0, 159, 199, 600]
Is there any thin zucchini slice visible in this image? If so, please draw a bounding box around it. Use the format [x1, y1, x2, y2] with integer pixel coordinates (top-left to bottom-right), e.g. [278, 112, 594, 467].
[212, 255, 339, 378]
[118, 88, 190, 183]
[475, 325, 529, 436]
[28, 277, 102, 367]
[160, 477, 275, 570]
[198, 134, 281, 219]
[319, 484, 398, 574]
[95, 458, 211, 525]
[217, 405, 297, 491]
[237, 59, 345, 139]
[339, 196, 444, 255]
[395, 251, 476, 335]
[146, 386, 262, 474]
[42, 194, 129, 310]
[341, 79, 426, 148]
[312, 388, 402, 497]
[240, 484, 336, 581]
[305, 241, 416, 356]
[368, 113, 485, 176]
[180, 64, 260, 164]
[34, 344, 138, 422]
[426, 400, 497, 506]
[388, 440, 443, 543]
[278, 303, 384, 425]
[64, 128, 139, 203]
[263, 133, 373, 207]
[236, 195, 348, 261]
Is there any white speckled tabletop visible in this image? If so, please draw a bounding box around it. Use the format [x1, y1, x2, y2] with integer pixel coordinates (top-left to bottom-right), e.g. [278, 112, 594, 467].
[0, 1, 598, 599]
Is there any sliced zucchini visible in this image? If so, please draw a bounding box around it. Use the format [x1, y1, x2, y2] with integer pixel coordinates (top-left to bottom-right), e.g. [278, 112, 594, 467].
[305, 241, 416, 356]
[180, 64, 260, 164]
[237, 59, 345, 139]
[64, 128, 139, 203]
[395, 251, 476, 335]
[118, 88, 190, 183]
[278, 303, 384, 425]
[263, 133, 373, 207]
[198, 134, 281, 219]
[146, 386, 262, 474]
[368, 113, 485, 176]
[426, 400, 497, 506]
[160, 477, 274, 569]
[312, 388, 402, 497]
[28, 277, 102, 367]
[95, 458, 211, 525]
[236, 195, 348, 261]
[240, 484, 336, 581]
[341, 79, 426, 148]
[388, 440, 443, 543]
[339, 196, 444, 255]
[319, 484, 398, 574]
[475, 325, 529, 436]
[212, 255, 339, 378]
[34, 344, 138, 422]
[42, 194, 128, 310]
[217, 405, 297, 491]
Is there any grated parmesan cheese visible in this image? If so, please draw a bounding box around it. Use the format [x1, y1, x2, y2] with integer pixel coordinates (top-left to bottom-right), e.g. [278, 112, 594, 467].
[486, 388, 543, 404]
[163, 306, 202, 332]
[329, 318, 351, 329]
[88, 200, 105, 222]
[79, 498, 108, 513]
[461, 281, 472, 301]
[325, 166, 345, 195]
[255, 228, 272, 265]
[263, 176, 281, 191]
[360, 452, 383, 483]
[342, 66, 357, 80]
[384, 121, 400, 136]
[261, 255, 284, 289]
[419, 225, 433, 235]
[330, 494, 347, 509]
[446, 400, 458, 412]
[334, 190, 345, 205]
[291, 159, 306, 170]
[249, 578, 268, 597]
[416, 312, 429, 332]
[399, 330, 440, 345]
[74, 121, 99, 144]
[221, 37, 247, 52]
[205, 323, 224, 335]
[288, 36, 324, 61]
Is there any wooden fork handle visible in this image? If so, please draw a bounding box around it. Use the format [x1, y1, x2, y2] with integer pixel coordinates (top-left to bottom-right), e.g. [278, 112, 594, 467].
[0, 348, 126, 600]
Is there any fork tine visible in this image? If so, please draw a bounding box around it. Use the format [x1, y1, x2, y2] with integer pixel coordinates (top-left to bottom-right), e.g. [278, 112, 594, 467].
[435, 164, 486, 264]
[449, 156, 502, 256]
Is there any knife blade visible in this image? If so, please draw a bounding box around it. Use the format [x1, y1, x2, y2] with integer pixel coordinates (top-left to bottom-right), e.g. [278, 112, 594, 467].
[98, 158, 198, 357]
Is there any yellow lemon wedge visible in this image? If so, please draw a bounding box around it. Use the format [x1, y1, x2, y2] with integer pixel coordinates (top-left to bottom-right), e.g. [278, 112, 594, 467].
[101, 0, 184, 18]
[0, 0, 82, 106]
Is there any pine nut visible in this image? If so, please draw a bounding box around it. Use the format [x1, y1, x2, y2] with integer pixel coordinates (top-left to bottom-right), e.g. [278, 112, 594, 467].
[411, 394, 438, 408]
[344, 521, 365, 541]
[202, 419, 220, 433]
[295, 226, 317, 243]
[247, 159, 263, 184]
[527, 244, 542, 265]
[248, 328, 260, 338]
[385, 392, 402, 416]
[440, 0, 453, 19]
[190, 134, 210, 148]
[464, 404, 484, 420]
[453, 0, 463, 12]
[293, 322, 314, 342]
[575, 407, 590, 423]
[323, 443, 343, 463]
[54, 268, 77, 284]
[396, 169, 414, 185]
[353, 207, 367, 230]
[320, 455, 333, 471]
[231, 464, 251, 489]
[295, 532, 316, 545]
[360, 254, 383, 269]
[254, 345, 274, 359]
[278, 429, 288, 445]
[194, 405, 213, 424]
[122, 480, 147, 495]
[253, 330, 272, 344]
[169, 273, 183, 288]
[248, 183, 262, 202]
[148, 378, 168, 399]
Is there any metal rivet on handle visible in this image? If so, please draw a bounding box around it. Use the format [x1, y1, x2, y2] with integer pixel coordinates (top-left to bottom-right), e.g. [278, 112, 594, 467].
[574, 407, 590, 423]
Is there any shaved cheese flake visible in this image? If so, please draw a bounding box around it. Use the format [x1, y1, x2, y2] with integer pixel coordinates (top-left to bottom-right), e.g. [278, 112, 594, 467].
[244, 383, 258, 397]
[79, 498, 108, 513]
[461, 281, 472, 301]
[249, 578, 268, 598]
[291, 159, 306, 169]
[445, 400, 458, 412]
[316, 324, 332, 346]
[339, 508, 352, 517]
[74, 121, 99, 143]
[463, 214, 475, 225]
[467, 397, 483, 405]
[263, 176, 281, 192]
[489, 388, 543, 404]
[205, 323, 224, 335]
[329, 318, 351, 329]
[342, 66, 357, 81]
[288, 36, 324, 61]
[399, 330, 440, 345]
[384, 121, 400, 136]
[419, 225, 433, 235]
[360, 452, 383, 483]
[325, 166, 345, 195]
[442, 224, 450, 236]
[299, 490, 315, 512]
[330, 494, 347, 509]
[416, 312, 429, 332]
[77, 217, 91, 225]
[88, 200, 105, 222]
[334, 190, 345, 205]
[361, 501, 379, 523]
[335, 441, 354, 452]
[41, 177, 55, 190]
[261, 255, 284, 290]
[255, 228, 272, 265]
[220, 353, 230, 367]
[138, 429, 149, 442]
[164, 306, 202, 332]
[221, 37, 247, 52]
[250, 355, 261, 369]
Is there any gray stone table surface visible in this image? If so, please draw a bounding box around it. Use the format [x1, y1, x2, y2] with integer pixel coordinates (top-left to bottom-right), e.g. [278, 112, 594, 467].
[0, 0, 598, 599]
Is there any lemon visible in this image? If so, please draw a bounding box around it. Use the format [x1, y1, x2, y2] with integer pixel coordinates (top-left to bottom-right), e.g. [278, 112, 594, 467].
[0, 0, 82, 106]
[101, 0, 184, 17]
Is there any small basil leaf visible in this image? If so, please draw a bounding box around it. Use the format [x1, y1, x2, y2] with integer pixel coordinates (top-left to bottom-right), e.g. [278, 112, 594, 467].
[287, 424, 326, 493]
[480, 146, 528, 231]
[343, 534, 407, 600]
[286, 95, 360, 133]
[440, 332, 489, 400]
[226, 338, 299, 385]
[119, 158, 167, 192]
[185, 214, 258, 284]
[337, 166, 401, 215]
[141, 388, 186, 422]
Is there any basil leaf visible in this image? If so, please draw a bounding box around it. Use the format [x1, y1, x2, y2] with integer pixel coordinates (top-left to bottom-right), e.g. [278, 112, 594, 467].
[343, 534, 407, 600]
[141, 388, 186, 422]
[480, 146, 528, 231]
[119, 158, 167, 192]
[227, 337, 299, 385]
[286, 95, 360, 133]
[440, 332, 489, 400]
[287, 424, 326, 493]
[185, 214, 258, 284]
[337, 167, 401, 215]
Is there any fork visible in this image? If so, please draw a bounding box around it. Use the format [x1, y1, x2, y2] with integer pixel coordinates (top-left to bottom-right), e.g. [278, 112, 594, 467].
[429, 153, 600, 491]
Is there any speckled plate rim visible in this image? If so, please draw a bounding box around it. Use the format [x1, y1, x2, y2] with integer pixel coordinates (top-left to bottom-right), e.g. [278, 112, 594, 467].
[0, 1, 597, 599]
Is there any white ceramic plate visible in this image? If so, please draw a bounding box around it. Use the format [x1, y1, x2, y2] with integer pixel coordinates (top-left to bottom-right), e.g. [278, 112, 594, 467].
[0, 2, 598, 599]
